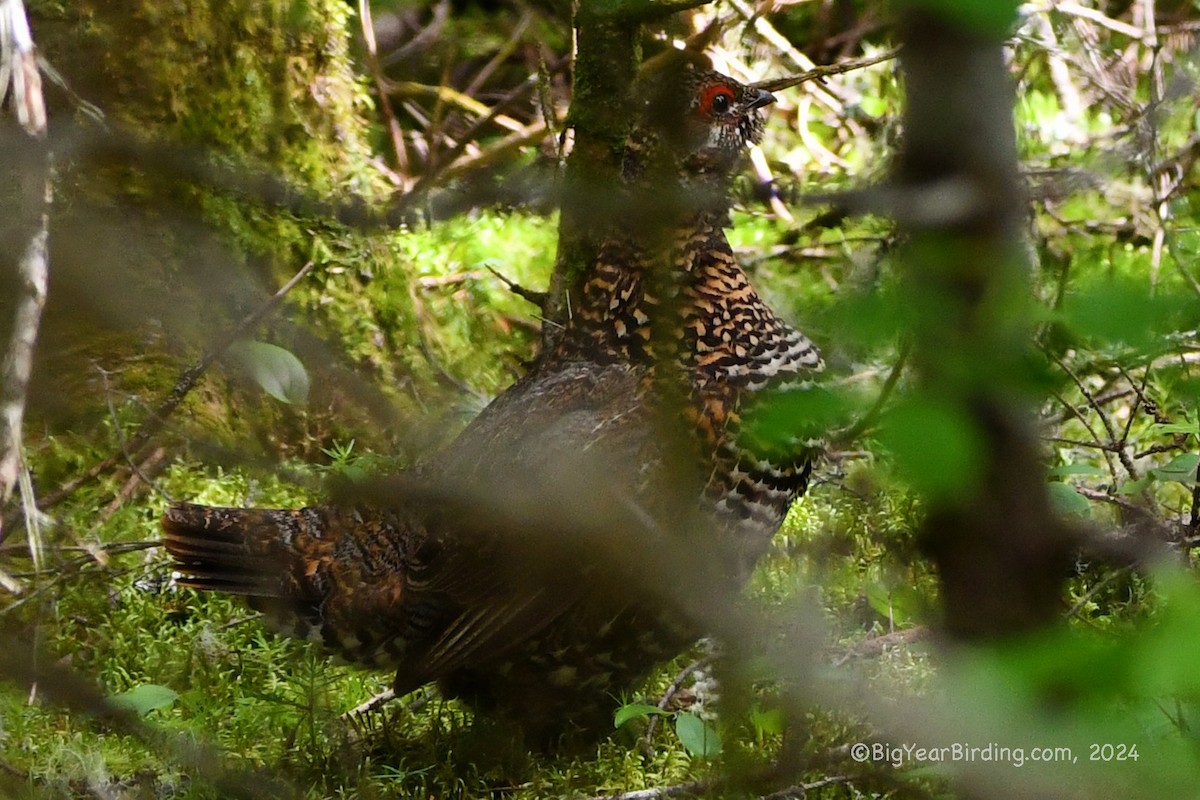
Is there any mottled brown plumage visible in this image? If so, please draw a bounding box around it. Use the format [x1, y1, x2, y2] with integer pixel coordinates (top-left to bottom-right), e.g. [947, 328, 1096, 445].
[162, 66, 822, 742]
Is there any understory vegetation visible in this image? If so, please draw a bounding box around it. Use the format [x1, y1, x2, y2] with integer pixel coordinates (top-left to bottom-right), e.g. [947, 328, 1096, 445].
[1, 1, 1199, 798]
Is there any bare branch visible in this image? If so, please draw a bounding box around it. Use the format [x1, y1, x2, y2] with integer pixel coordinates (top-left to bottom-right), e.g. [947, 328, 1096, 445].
[0, 1, 50, 562]
[1041, 1, 1153, 43]
[754, 48, 901, 94]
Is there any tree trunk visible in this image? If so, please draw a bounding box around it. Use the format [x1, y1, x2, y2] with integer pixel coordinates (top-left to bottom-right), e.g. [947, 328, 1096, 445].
[895, 7, 1074, 638]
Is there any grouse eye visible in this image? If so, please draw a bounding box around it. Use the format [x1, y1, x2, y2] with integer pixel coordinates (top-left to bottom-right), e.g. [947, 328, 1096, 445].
[700, 84, 737, 115]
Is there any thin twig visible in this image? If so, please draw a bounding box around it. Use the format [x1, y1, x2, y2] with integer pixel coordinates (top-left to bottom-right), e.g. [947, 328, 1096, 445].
[1065, 564, 1133, 620]
[0, 563, 23, 595]
[641, 655, 712, 756]
[1075, 486, 1158, 520]
[1052, 355, 1130, 478]
[1133, 442, 1185, 459]
[1025, 6, 1087, 144]
[591, 773, 852, 800]
[100, 446, 171, 520]
[399, 74, 540, 204]
[406, 281, 486, 401]
[1042, 0, 1153, 43]
[1047, 436, 1122, 452]
[832, 344, 909, 446]
[0, 539, 158, 557]
[463, 11, 532, 99]
[433, 120, 550, 185]
[359, 0, 410, 185]
[592, 778, 716, 800]
[754, 48, 902, 94]
[380, 0, 449, 68]
[1046, 387, 1135, 425]
[340, 685, 396, 742]
[485, 264, 548, 307]
[98, 366, 167, 501]
[724, 0, 847, 116]
[759, 776, 852, 800]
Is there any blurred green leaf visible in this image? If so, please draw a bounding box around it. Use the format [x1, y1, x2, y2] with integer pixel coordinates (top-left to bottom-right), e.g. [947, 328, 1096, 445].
[110, 684, 179, 716]
[1134, 572, 1200, 696]
[1150, 454, 1199, 485]
[674, 712, 722, 759]
[1149, 424, 1199, 437]
[1047, 482, 1091, 517]
[1046, 463, 1105, 478]
[742, 385, 852, 455]
[859, 95, 887, 118]
[823, 287, 907, 352]
[1059, 280, 1196, 351]
[1117, 475, 1154, 496]
[227, 340, 311, 405]
[750, 705, 785, 738]
[877, 397, 985, 501]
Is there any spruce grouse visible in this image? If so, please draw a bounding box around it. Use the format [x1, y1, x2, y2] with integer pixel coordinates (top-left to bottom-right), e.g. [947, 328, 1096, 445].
[162, 64, 823, 743]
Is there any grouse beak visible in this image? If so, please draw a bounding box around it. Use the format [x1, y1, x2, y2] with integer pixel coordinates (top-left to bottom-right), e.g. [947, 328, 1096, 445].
[748, 89, 776, 110]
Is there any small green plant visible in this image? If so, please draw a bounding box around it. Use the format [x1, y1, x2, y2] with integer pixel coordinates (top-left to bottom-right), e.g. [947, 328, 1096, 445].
[614, 703, 723, 759]
[108, 684, 180, 717]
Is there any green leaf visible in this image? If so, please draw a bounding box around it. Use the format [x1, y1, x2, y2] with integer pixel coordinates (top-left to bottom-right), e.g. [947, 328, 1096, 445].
[109, 684, 179, 716]
[1149, 423, 1200, 437]
[877, 397, 985, 502]
[227, 340, 311, 405]
[750, 705, 785, 738]
[866, 581, 893, 622]
[859, 95, 887, 118]
[1117, 475, 1154, 496]
[866, 582, 922, 626]
[1047, 482, 1091, 518]
[613, 702, 668, 728]
[742, 385, 849, 456]
[1150, 454, 1200, 485]
[1059, 280, 1196, 351]
[1046, 463, 1105, 478]
[674, 712, 722, 759]
[826, 286, 907, 351]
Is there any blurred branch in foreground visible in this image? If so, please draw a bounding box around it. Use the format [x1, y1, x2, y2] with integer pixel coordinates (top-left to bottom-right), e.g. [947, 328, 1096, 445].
[0, 0, 49, 571]
[894, 5, 1075, 639]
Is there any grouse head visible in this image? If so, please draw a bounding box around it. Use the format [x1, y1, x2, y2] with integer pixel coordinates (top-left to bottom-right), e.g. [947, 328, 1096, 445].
[629, 64, 775, 202]
[679, 70, 774, 175]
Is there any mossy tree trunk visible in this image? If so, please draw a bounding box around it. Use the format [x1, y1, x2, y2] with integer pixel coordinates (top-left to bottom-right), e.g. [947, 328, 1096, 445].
[22, 1, 393, 457]
[541, 0, 710, 347]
